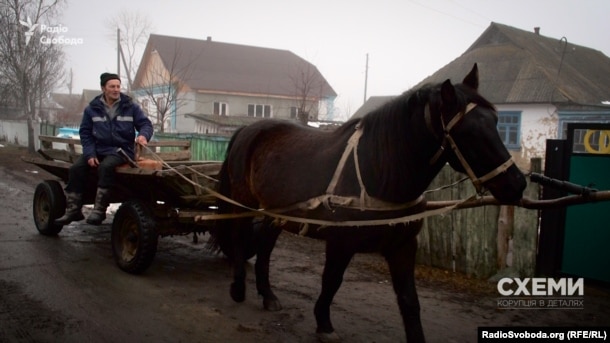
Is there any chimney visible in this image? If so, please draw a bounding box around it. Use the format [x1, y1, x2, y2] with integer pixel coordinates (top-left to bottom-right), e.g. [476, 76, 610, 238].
[206, 36, 212, 41]
[534, 27, 540, 35]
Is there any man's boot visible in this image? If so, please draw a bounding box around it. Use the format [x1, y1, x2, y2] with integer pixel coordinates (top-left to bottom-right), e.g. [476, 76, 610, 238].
[55, 192, 84, 225]
[86, 188, 110, 225]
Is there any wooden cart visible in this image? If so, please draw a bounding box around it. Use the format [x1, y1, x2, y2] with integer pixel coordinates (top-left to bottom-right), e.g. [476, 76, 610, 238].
[22, 135, 222, 274]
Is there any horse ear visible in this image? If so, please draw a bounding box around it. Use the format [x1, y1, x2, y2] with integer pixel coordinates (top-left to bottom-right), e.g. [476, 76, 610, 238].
[462, 63, 479, 90]
[440, 79, 456, 105]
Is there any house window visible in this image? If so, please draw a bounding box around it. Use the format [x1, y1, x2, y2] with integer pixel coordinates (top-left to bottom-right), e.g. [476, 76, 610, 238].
[141, 99, 149, 114]
[248, 104, 272, 118]
[497, 111, 521, 149]
[214, 102, 228, 116]
[290, 107, 298, 119]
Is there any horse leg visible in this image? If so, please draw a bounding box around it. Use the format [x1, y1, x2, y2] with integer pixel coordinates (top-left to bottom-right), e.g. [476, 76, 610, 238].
[254, 219, 283, 311]
[384, 235, 425, 343]
[314, 238, 354, 342]
[230, 218, 251, 303]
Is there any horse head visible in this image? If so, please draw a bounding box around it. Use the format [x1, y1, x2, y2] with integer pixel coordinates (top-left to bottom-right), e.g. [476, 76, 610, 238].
[427, 64, 527, 203]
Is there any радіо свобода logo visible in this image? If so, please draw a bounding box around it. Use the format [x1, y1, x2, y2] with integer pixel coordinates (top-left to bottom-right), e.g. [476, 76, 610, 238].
[19, 16, 38, 46]
[19, 16, 83, 46]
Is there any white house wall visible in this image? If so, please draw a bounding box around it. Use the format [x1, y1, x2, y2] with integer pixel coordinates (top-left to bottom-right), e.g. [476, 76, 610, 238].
[175, 92, 197, 132]
[136, 90, 322, 133]
[497, 103, 558, 170]
[191, 93, 319, 119]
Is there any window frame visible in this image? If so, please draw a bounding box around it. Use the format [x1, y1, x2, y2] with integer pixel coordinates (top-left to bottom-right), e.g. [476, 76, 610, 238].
[248, 103, 272, 118]
[497, 111, 521, 150]
[290, 106, 298, 119]
[214, 101, 228, 116]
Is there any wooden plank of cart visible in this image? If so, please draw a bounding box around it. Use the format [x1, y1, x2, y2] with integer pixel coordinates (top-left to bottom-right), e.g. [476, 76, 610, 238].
[22, 135, 223, 274]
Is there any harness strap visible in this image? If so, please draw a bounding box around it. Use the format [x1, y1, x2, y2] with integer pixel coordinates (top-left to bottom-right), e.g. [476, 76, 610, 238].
[141, 142, 461, 230]
[445, 134, 514, 191]
[424, 102, 516, 194]
[445, 102, 477, 132]
[265, 194, 425, 214]
[424, 104, 438, 139]
[323, 123, 422, 211]
[352, 129, 368, 210]
[194, 194, 460, 229]
[325, 125, 363, 195]
[427, 103, 478, 166]
[475, 158, 515, 186]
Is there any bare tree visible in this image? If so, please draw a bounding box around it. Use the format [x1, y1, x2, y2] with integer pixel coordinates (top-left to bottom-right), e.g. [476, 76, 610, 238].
[0, 0, 65, 153]
[289, 59, 329, 125]
[137, 42, 198, 133]
[106, 10, 153, 92]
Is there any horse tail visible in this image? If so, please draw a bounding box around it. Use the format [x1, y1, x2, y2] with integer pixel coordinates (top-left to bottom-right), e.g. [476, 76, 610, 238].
[207, 127, 245, 258]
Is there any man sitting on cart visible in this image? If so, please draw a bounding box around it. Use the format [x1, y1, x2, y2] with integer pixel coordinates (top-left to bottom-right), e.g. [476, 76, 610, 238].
[55, 72, 154, 226]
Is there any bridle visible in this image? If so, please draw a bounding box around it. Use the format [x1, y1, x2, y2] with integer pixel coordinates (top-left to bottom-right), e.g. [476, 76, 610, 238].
[424, 102, 515, 194]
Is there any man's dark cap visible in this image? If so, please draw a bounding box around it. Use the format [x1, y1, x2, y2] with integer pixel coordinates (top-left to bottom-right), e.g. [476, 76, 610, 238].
[100, 73, 120, 86]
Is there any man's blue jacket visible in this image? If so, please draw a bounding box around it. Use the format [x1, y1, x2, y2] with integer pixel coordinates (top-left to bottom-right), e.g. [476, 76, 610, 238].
[79, 93, 153, 161]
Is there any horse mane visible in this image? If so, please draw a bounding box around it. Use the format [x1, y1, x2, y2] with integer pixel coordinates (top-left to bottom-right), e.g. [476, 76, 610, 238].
[352, 81, 495, 202]
[349, 86, 433, 201]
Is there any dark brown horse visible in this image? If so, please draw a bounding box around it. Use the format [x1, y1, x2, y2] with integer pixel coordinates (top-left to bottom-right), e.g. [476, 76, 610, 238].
[211, 64, 526, 342]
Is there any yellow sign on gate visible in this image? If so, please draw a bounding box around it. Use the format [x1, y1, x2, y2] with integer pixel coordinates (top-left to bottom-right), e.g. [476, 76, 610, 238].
[583, 130, 610, 154]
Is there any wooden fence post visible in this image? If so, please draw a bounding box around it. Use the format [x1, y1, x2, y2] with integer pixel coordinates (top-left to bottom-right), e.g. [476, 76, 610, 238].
[497, 205, 515, 269]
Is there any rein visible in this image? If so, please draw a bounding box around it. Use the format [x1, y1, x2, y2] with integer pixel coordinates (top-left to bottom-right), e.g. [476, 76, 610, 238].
[425, 102, 515, 194]
[134, 125, 475, 234]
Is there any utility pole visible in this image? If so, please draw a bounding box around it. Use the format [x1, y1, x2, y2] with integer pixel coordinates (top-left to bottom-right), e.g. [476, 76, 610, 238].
[117, 28, 121, 78]
[363, 53, 369, 104]
[116, 28, 133, 91]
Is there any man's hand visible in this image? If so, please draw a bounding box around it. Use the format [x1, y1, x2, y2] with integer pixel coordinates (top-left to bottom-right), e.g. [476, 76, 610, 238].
[136, 135, 148, 146]
[88, 157, 99, 167]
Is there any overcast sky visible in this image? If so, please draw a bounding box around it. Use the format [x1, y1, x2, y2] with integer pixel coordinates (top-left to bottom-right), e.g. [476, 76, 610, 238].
[57, 0, 610, 120]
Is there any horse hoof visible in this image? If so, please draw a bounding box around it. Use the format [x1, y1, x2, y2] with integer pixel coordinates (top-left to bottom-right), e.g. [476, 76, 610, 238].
[263, 298, 282, 312]
[230, 282, 246, 303]
[316, 331, 341, 343]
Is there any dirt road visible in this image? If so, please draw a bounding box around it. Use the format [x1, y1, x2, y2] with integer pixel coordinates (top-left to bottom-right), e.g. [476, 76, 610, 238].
[1, 143, 608, 343]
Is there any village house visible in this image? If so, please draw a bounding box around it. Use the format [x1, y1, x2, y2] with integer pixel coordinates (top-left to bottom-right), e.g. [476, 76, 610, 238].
[353, 22, 610, 169]
[131, 34, 337, 134]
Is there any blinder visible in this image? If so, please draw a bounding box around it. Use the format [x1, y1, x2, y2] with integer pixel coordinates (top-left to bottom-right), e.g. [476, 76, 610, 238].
[424, 102, 514, 195]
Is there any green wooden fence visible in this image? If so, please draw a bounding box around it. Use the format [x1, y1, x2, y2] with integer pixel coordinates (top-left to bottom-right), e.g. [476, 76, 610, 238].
[39, 124, 231, 161]
[153, 132, 229, 161]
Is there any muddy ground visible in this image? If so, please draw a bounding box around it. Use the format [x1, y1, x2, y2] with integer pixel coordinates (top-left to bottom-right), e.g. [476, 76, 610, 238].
[0, 142, 608, 343]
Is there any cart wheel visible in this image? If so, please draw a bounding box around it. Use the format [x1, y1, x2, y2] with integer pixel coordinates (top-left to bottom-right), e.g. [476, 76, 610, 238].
[33, 180, 66, 236]
[111, 200, 158, 274]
